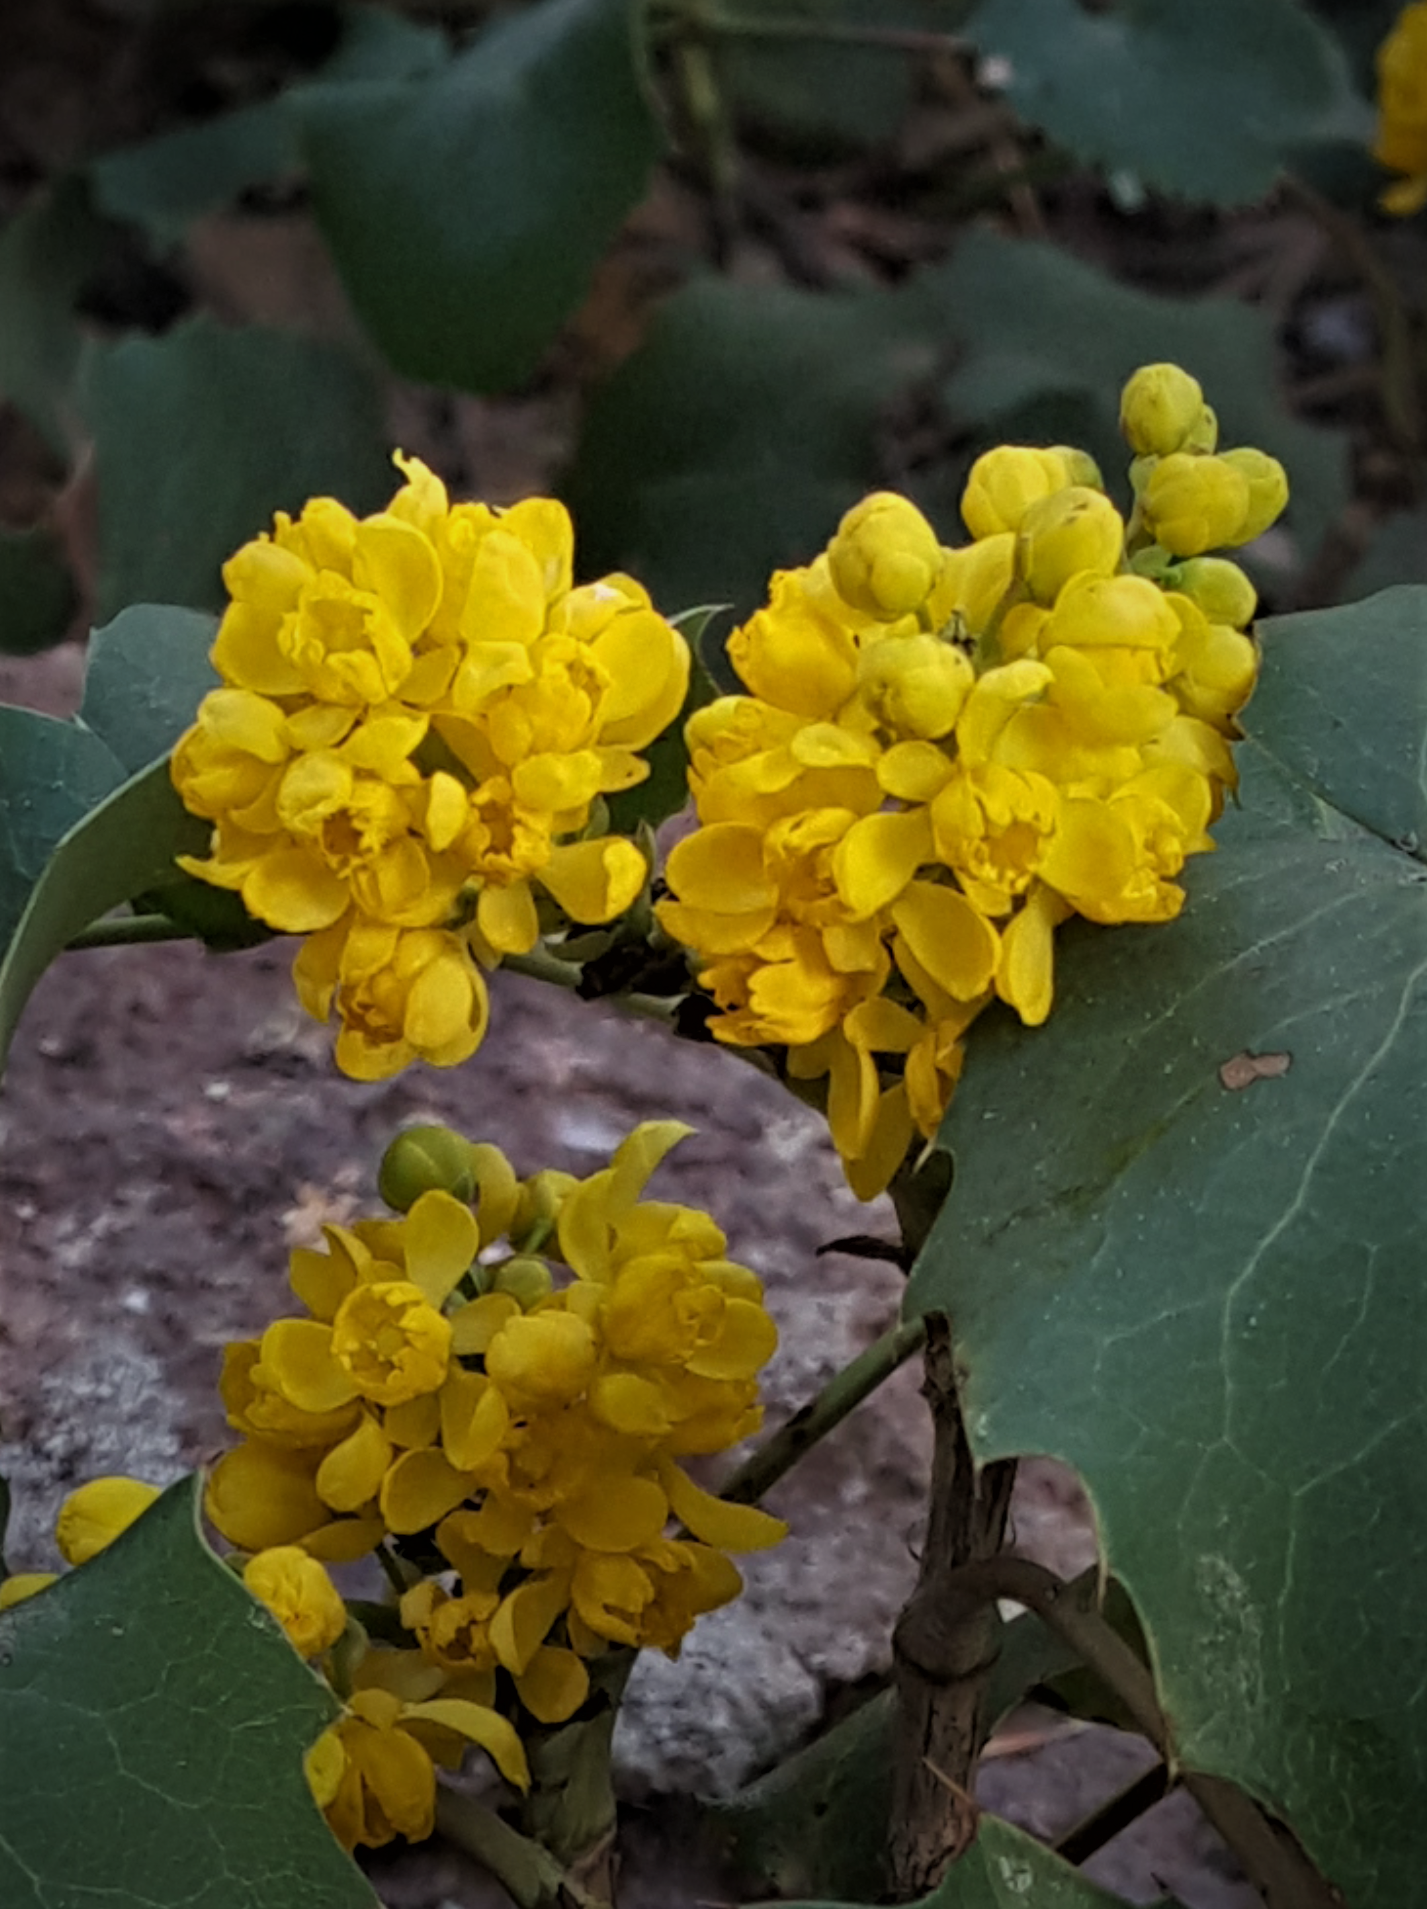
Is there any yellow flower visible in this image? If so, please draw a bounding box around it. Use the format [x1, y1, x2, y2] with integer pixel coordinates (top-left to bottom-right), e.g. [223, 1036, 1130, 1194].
[1374, 3, 1427, 213]
[1118, 363, 1209, 457]
[1016, 487, 1125, 604]
[961, 445, 1094, 539]
[174, 454, 687, 1083]
[827, 491, 946, 619]
[55, 1477, 162, 1566]
[855, 633, 974, 740]
[243, 1546, 347, 1657]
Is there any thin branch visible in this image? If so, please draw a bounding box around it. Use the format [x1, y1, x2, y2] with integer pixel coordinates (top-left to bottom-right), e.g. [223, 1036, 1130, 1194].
[720, 1314, 928, 1506]
[65, 912, 189, 951]
[944, 1556, 1342, 1909]
[652, 3, 967, 58]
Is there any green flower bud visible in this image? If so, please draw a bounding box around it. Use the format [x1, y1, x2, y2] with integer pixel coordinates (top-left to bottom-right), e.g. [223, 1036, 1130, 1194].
[1016, 486, 1125, 604]
[1171, 556, 1257, 629]
[1119, 363, 1207, 457]
[378, 1124, 476, 1211]
[488, 1254, 555, 1310]
[857, 632, 974, 740]
[1141, 453, 1251, 557]
[828, 491, 945, 619]
[1218, 448, 1289, 545]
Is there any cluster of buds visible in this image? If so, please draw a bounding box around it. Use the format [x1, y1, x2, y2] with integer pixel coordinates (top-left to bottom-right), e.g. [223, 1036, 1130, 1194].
[203, 1119, 783, 1850]
[172, 456, 690, 1079]
[656, 363, 1284, 1197]
[1374, 2, 1427, 215]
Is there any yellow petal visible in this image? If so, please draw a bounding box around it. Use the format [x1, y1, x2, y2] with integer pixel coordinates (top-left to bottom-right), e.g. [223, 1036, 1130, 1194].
[243, 846, 349, 933]
[470, 1143, 520, 1247]
[55, 1477, 162, 1566]
[539, 837, 647, 925]
[558, 1475, 669, 1553]
[516, 1646, 589, 1725]
[440, 1368, 509, 1472]
[449, 1292, 521, 1356]
[401, 1699, 530, 1790]
[833, 808, 933, 919]
[890, 882, 999, 1001]
[206, 1443, 328, 1553]
[316, 1414, 392, 1513]
[402, 1190, 479, 1308]
[261, 1319, 360, 1414]
[996, 883, 1069, 1027]
[490, 1572, 572, 1676]
[477, 879, 540, 957]
[380, 1448, 473, 1534]
[664, 823, 773, 913]
[607, 1120, 694, 1215]
[659, 1460, 787, 1552]
[300, 1515, 385, 1562]
[352, 513, 442, 643]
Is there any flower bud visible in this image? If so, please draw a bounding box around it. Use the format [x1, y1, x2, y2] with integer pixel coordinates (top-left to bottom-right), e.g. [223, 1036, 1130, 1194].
[485, 1310, 597, 1406]
[378, 1124, 476, 1212]
[243, 1545, 347, 1657]
[56, 1477, 163, 1566]
[1015, 486, 1125, 604]
[1047, 445, 1105, 490]
[1171, 557, 1257, 629]
[929, 533, 1014, 636]
[1141, 453, 1252, 557]
[1218, 448, 1289, 545]
[512, 1168, 578, 1243]
[828, 492, 945, 619]
[1183, 403, 1219, 454]
[488, 1254, 555, 1310]
[962, 446, 1074, 539]
[857, 633, 974, 740]
[1119, 364, 1207, 457]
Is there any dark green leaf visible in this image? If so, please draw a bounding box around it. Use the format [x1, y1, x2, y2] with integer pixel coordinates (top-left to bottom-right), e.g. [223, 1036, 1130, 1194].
[964, 0, 1366, 205]
[78, 604, 219, 772]
[89, 7, 448, 246]
[1247, 588, 1427, 857]
[0, 708, 126, 952]
[714, 0, 969, 154]
[927, 229, 1348, 567]
[0, 524, 77, 657]
[1342, 507, 1427, 601]
[773, 1809, 1157, 1907]
[568, 274, 936, 617]
[0, 177, 111, 452]
[0, 1477, 377, 1909]
[0, 757, 211, 1077]
[906, 598, 1427, 1904]
[299, 0, 661, 392]
[83, 316, 394, 619]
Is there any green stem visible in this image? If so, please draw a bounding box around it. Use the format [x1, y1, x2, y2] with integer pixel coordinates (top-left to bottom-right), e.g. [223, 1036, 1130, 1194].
[65, 913, 188, 951]
[721, 1313, 928, 1506]
[654, 1, 964, 56]
[502, 945, 678, 1029]
[435, 1789, 602, 1909]
[373, 1542, 413, 1600]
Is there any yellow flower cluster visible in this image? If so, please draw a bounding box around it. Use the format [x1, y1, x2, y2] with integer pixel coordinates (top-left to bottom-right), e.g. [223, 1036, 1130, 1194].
[205, 1119, 784, 1851]
[1375, 3, 1427, 215]
[657, 364, 1282, 1198]
[172, 456, 690, 1080]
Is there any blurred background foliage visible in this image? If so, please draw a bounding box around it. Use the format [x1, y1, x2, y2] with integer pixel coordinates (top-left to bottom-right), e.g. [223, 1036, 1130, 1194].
[0, 0, 1420, 663]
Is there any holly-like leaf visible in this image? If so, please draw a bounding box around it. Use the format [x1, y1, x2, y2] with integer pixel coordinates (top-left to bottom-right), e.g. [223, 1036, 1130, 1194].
[0, 756, 211, 1079]
[906, 587, 1427, 1905]
[83, 316, 393, 619]
[0, 1477, 376, 1909]
[298, 0, 661, 392]
[0, 708, 126, 952]
[964, 0, 1366, 205]
[78, 603, 219, 773]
